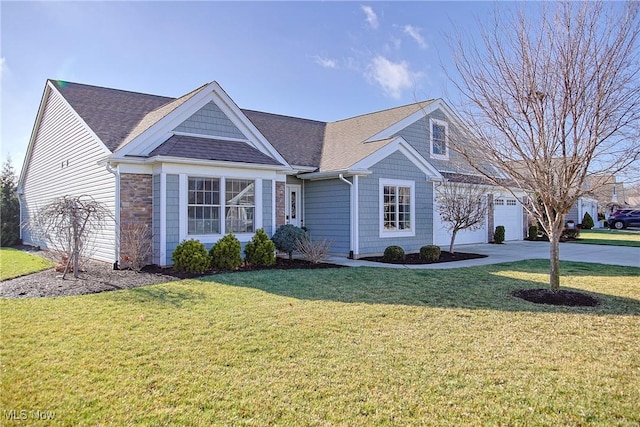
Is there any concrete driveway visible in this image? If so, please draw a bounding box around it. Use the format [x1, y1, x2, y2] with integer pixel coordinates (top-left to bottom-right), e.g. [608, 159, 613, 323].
[330, 241, 640, 269]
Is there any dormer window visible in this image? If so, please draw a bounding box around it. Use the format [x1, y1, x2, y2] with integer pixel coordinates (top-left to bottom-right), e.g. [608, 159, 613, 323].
[430, 118, 449, 160]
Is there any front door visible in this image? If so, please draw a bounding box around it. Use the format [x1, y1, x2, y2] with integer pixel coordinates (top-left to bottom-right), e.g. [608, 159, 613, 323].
[286, 184, 301, 227]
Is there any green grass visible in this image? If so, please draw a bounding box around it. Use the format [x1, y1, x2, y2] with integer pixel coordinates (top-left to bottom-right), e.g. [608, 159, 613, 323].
[571, 229, 640, 247]
[0, 248, 54, 281]
[2, 261, 639, 425]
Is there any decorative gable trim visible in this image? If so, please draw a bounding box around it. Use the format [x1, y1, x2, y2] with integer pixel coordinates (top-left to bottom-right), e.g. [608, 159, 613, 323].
[364, 99, 468, 143]
[111, 82, 291, 168]
[351, 136, 443, 180]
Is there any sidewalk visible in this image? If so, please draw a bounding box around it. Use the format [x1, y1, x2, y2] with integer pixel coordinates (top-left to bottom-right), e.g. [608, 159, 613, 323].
[327, 241, 640, 269]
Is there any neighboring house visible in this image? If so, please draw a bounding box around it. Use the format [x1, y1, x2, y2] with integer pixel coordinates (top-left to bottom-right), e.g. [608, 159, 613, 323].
[19, 80, 526, 266]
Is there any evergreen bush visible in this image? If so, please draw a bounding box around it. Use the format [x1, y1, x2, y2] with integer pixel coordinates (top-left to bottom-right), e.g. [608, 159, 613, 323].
[493, 226, 506, 244]
[528, 225, 538, 241]
[581, 212, 594, 229]
[420, 245, 441, 261]
[210, 233, 242, 270]
[172, 239, 210, 273]
[383, 245, 405, 262]
[272, 224, 307, 260]
[244, 228, 276, 267]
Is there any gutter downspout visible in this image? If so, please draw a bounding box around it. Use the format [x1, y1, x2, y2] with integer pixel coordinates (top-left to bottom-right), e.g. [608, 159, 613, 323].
[338, 174, 355, 259]
[105, 162, 120, 269]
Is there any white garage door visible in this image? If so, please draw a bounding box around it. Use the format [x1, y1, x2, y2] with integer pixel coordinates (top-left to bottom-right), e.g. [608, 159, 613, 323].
[493, 198, 523, 241]
[433, 201, 488, 247]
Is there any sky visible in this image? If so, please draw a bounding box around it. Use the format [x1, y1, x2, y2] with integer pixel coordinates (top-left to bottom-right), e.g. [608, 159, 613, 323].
[1, 1, 500, 174]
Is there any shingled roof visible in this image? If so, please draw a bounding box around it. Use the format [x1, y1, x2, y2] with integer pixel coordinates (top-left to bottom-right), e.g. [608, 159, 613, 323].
[149, 135, 282, 165]
[50, 80, 172, 152]
[242, 110, 325, 168]
[50, 80, 442, 173]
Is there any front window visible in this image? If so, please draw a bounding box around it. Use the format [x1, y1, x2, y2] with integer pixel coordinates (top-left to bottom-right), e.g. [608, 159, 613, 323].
[380, 179, 415, 237]
[430, 118, 449, 159]
[225, 179, 255, 233]
[188, 177, 220, 234]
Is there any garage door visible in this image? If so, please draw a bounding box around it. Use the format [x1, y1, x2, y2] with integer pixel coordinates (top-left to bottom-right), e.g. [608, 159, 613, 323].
[433, 201, 488, 246]
[493, 198, 523, 241]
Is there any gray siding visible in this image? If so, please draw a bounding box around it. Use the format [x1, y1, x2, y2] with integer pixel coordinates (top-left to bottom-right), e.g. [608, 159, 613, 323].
[152, 175, 161, 265]
[304, 179, 351, 255]
[567, 203, 579, 223]
[395, 109, 475, 175]
[20, 86, 116, 262]
[358, 151, 433, 256]
[263, 179, 273, 236]
[166, 174, 180, 258]
[174, 101, 245, 140]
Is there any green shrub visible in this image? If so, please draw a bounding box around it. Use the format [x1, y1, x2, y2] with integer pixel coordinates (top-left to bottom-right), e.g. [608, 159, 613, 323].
[244, 228, 276, 267]
[383, 245, 405, 262]
[420, 245, 441, 261]
[493, 226, 505, 244]
[210, 233, 242, 270]
[272, 224, 307, 260]
[582, 212, 594, 229]
[172, 239, 210, 273]
[528, 225, 538, 241]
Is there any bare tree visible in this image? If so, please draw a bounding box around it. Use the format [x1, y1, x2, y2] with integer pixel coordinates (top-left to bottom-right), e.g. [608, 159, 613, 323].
[436, 177, 489, 254]
[27, 195, 111, 279]
[449, 1, 640, 290]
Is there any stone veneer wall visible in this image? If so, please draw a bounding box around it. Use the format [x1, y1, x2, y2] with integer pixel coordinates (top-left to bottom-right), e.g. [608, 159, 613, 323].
[119, 173, 153, 266]
[275, 181, 286, 228]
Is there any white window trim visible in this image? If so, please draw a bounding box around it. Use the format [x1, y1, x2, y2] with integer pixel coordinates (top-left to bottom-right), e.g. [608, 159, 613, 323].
[379, 178, 416, 238]
[429, 118, 449, 160]
[183, 176, 261, 243]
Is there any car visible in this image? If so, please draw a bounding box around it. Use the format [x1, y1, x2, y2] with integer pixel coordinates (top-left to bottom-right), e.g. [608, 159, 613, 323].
[607, 209, 640, 229]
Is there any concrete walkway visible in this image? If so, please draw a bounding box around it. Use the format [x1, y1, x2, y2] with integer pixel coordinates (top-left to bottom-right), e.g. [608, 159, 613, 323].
[328, 241, 640, 269]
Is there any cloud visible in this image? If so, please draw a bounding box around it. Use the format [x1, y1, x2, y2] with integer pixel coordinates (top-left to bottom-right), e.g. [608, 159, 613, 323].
[361, 5, 379, 29]
[0, 57, 9, 77]
[403, 25, 428, 49]
[313, 55, 338, 69]
[368, 55, 421, 99]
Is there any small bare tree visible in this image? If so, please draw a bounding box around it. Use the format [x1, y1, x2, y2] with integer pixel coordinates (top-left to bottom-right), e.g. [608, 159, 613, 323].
[28, 195, 111, 279]
[449, 1, 640, 290]
[436, 178, 488, 254]
[119, 222, 153, 272]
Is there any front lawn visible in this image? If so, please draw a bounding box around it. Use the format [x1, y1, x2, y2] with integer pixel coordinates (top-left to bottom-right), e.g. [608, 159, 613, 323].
[571, 228, 640, 247]
[0, 248, 54, 281]
[1, 261, 639, 425]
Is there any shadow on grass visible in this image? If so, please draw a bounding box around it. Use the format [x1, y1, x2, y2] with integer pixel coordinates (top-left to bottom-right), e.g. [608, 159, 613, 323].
[108, 285, 206, 308]
[201, 260, 640, 316]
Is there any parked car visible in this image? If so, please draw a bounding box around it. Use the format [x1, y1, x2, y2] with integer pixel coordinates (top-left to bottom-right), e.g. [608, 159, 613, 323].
[607, 209, 640, 229]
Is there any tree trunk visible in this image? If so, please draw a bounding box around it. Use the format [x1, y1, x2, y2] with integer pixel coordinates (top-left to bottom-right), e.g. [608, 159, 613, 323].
[548, 221, 564, 292]
[449, 229, 458, 254]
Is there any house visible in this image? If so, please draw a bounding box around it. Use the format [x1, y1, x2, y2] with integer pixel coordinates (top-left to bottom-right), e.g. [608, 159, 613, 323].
[19, 80, 526, 266]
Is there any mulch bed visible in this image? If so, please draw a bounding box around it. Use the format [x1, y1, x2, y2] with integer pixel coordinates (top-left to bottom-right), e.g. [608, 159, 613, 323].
[360, 251, 487, 265]
[511, 288, 600, 307]
[0, 255, 344, 299]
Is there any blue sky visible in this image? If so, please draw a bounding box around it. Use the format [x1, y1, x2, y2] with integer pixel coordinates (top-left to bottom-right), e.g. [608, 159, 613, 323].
[1, 1, 496, 173]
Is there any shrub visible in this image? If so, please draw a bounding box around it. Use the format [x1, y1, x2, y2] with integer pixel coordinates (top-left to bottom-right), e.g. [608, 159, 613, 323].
[420, 245, 441, 261]
[210, 233, 242, 270]
[493, 226, 506, 244]
[244, 228, 276, 267]
[383, 245, 405, 262]
[582, 212, 594, 229]
[272, 224, 307, 260]
[172, 239, 210, 273]
[561, 227, 581, 241]
[527, 225, 538, 241]
[119, 223, 153, 271]
[296, 235, 332, 264]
